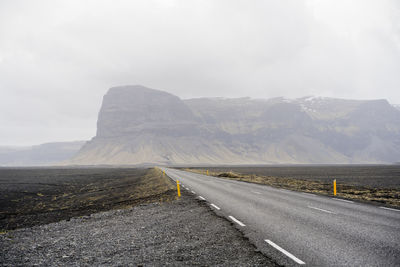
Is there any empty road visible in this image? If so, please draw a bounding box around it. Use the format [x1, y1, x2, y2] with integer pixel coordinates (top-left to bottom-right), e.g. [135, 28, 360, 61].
[162, 168, 400, 266]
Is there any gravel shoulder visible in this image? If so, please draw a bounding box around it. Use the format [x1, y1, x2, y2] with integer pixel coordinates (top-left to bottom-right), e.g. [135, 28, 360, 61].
[0, 190, 276, 266]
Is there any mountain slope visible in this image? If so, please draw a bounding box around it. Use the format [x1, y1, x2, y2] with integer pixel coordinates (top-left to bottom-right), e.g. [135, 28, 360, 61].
[69, 86, 400, 165]
[0, 141, 86, 166]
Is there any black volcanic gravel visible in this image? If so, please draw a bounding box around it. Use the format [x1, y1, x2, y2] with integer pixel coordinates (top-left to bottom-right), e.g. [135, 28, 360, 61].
[0, 191, 275, 266]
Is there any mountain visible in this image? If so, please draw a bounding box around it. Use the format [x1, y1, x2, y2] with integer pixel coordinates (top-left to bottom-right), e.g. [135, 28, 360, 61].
[69, 85, 400, 165]
[0, 141, 86, 166]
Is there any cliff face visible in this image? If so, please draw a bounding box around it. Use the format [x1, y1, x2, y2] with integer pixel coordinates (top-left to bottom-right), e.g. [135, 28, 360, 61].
[69, 86, 400, 165]
[96, 85, 199, 138]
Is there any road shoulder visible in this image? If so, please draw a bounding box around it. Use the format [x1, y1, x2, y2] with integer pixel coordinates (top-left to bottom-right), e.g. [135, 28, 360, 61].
[0, 190, 276, 266]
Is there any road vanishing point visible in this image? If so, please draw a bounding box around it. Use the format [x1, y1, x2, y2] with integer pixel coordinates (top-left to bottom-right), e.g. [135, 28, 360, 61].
[162, 168, 400, 267]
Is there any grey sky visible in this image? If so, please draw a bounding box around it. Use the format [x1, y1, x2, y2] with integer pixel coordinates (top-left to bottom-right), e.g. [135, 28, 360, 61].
[1, 0, 400, 146]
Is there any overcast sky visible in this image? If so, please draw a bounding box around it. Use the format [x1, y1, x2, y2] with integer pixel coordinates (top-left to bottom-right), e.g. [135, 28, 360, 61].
[1, 0, 400, 146]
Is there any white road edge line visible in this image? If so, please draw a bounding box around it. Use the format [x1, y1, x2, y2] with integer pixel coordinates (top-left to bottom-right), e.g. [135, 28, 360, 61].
[380, 207, 400, 212]
[308, 206, 335, 214]
[191, 191, 196, 194]
[302, 192, 316, 197]
[198, 196, 206, 200]
[210, 204, 221, 210]
[265, 240, 305, 265]
[228, 215, 246, 227]
[332, 198, 354, 203]
[252, 191, 262, 195]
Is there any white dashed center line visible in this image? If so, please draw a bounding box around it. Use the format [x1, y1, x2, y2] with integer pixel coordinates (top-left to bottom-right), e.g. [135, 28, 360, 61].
[186, 188, 190, 191]
[228, 216, 246, 227]
[308, 206, 335, 214]
[252, 191, 262, 195]
[198, 196, 206, 200]
[210, 204, 221, 210]
[332, 198, 354, 203]
[265, 240, 305, 265]
[191, 191, 196, 194]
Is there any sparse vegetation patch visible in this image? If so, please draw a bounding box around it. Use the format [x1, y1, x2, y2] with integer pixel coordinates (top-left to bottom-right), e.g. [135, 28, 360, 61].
[183, 166, 400, 208]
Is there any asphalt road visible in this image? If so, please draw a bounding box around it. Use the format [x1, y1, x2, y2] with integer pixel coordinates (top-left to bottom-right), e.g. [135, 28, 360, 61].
[162, 168, 400, 267]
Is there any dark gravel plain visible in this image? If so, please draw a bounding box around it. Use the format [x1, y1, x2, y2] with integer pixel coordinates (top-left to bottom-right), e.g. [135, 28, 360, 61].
[0, 167, 176, 230]
[0, 190, 275, 266]
[195, 165, 400, 188]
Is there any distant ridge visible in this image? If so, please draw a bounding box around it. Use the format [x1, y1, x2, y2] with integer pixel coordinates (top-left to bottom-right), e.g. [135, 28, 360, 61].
[0, 141, 86, 166]
[68, 85, 400, 165]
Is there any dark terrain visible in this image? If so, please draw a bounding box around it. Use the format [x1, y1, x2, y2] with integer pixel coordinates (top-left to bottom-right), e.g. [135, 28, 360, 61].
[184, 165, 400, 207]
[0, 167, 175, 230]
[0, 179, 275, 266]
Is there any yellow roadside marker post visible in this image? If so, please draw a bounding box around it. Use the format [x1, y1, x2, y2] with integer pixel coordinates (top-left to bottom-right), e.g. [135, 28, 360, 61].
[333, 179, 337, 196]
[163, 170, 165, 175]
[207, 170, 209, 175]
[176, 180, 181, 197]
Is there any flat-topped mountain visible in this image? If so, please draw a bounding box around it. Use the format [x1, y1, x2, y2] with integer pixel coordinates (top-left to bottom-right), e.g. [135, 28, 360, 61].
[69, 85, 400, 165]
[97, 85, 199, 138]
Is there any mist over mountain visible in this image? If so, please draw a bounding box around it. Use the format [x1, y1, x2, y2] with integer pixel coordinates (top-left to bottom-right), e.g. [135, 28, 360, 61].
[69, 85, 400, 165]
[0, 141, 85, 166]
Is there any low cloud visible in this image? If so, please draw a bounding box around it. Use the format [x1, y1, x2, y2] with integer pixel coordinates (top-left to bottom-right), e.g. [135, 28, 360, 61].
[1, 0, 399, 145]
